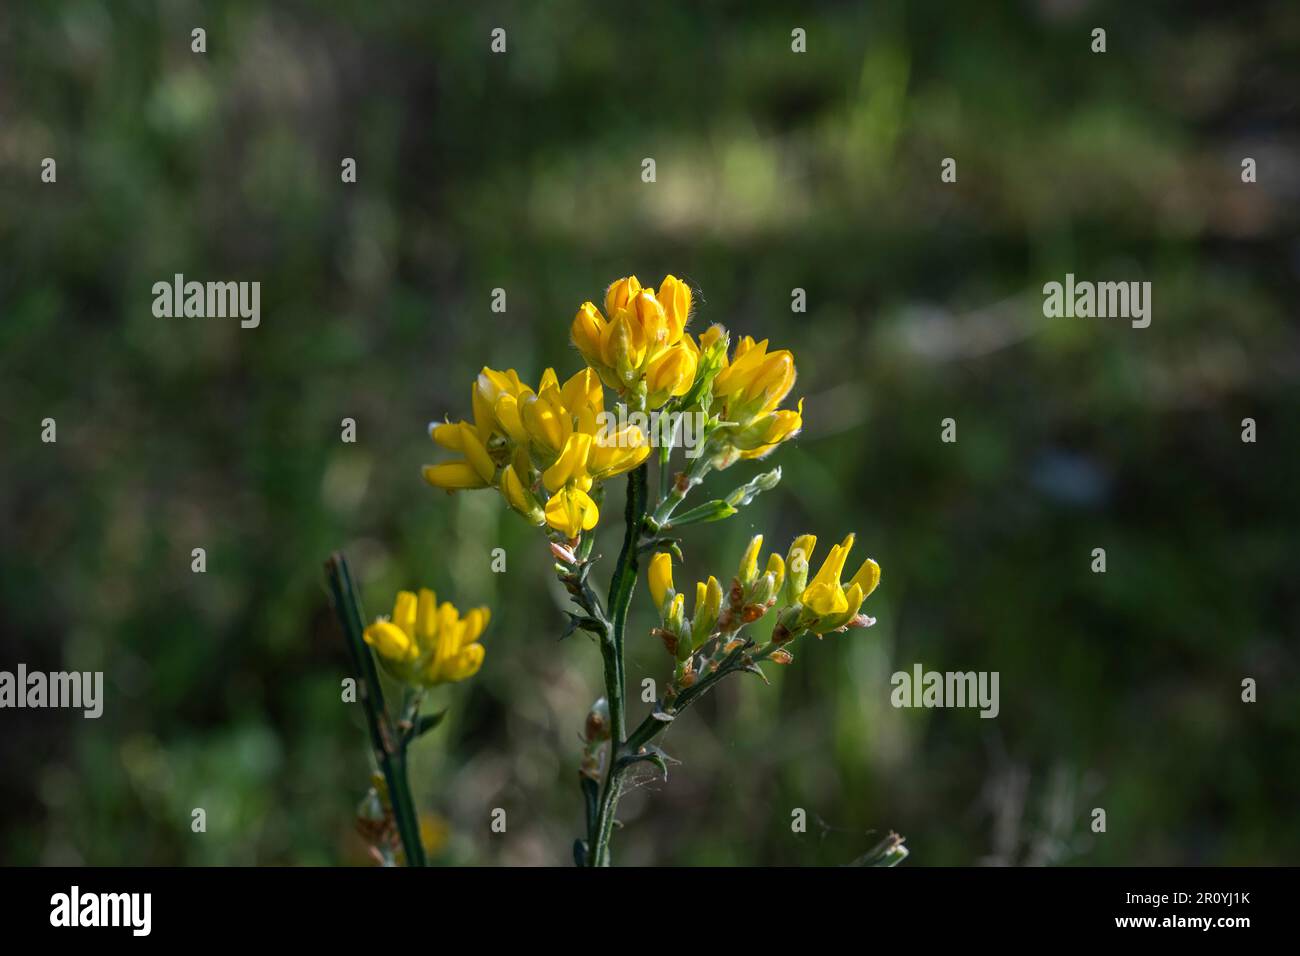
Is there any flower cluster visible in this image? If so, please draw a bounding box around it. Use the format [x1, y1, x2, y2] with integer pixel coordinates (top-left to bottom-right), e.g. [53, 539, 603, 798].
[425, 275, 804, 540]
[424, 366, 650, 538]
[646, 532, 880, 693]
[571, 275, 698, 410]
[774, 533, 880, 641]
[363, 588, 489, 687]
[336, 271, 889, 868]
[709, 334, 804, 468]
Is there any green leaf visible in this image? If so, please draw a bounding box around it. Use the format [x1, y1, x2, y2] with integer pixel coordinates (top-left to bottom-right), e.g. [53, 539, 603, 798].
[413, 709, 448, 739]
[618, 745, 673, 780]
[664, 499, 737, 528]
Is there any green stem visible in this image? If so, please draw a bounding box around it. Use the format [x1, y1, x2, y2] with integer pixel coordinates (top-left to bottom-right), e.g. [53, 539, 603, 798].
[591, 641, 770, 863]
[658, 443, 671, 501]
[587, 464, 649, 866]
[650, 453, 712, 529]
[325, 552, 427, 867]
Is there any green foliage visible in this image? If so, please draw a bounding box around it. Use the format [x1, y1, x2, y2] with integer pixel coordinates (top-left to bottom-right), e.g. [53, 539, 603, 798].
[2, 0, 1297, 866]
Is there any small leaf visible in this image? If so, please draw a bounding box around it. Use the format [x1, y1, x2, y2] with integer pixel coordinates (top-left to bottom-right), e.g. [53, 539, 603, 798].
[618, 745, 674, 780]
[561, 612, 604, 640]
[413, 709, 448, 738]
[741, 663, 769, 685]
[573, 839, 588, 867]
[664, 499, 737, 529]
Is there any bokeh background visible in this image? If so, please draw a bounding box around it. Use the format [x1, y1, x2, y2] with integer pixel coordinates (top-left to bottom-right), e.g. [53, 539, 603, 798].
[2, 0, 1298, 866]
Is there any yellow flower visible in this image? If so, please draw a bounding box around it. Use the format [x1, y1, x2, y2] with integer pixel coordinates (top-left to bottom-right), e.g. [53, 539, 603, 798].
[570, 275, 699, 409]
[363, 588, 489, 687]
[500, 464, 545, 525]
[797, 534, 880, 635]
[544, 485, 600, 539]
[737, 534, 764, 588]
[586, 422, 651, 481]
[709, 336, 803, 466]
[648, 552, 674, 610]
[644, 344, 698, 410]
[690, 575, 722, 646]
[425, 364, 646, 541]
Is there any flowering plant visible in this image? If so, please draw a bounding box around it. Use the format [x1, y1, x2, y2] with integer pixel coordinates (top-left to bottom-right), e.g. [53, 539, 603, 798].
[327, 275, 885, 866]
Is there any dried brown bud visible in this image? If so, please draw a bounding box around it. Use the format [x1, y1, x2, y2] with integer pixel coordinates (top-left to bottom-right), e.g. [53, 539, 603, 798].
[741, 603, 765, 623]
[652, 627, 679, 656]
[583, 697, 611, 744]
[770, 649, 794, 665]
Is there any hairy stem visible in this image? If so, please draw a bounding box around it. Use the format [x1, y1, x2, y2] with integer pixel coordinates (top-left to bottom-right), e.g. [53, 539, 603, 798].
[325, 552, 427, 867]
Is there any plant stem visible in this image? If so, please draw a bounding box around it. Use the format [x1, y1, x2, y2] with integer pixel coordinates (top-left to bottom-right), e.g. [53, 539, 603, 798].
[587, 464, 649, 866]
[589, 641, 769, 864]
[325, 552, 427, 867]
[650, 453, 712, 528]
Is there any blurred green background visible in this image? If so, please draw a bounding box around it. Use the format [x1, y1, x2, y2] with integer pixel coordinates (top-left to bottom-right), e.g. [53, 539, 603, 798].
[2, 0, 1298, 866]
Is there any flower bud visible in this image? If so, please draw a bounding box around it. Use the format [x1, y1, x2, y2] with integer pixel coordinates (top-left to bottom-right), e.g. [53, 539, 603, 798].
[667, 592, 686, 635]
[657, 274, 692, 342]
[749, 570, 777, 607]
[690, 575, 722, 649]
[571, 302, 606, 365]
[783, 534, 816, 604]
[501, 465, 545, 525]
[648, 552, 674, 614]
[584, 697, 611, 743]
[604, 276, 642, 318]
[737, 534, 763, 588]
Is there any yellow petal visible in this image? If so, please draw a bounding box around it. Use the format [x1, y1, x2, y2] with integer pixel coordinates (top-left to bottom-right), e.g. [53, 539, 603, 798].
[648, 552, 674, 609]
[542, 432, 593, 493]
[765, 552, 786, 593]
[422, 461, 490, 490]
[430, 421, 464, 451]
[632, 290, 669, 348]
[416, 589, 438, 645]
[738, 534, 763, 586]
[848, 558, 881, 601]
[657, 274, 692, 342]
[364, 620, 418, 663]
[572, 302, 607, 362]
[439, 643, 485, 683]
[458, 422, 497, 484]
[493, 395, 529, 445]
[392, 590, 418, 638]
[544, 486, 600, 538]
[461, 607, 490, 646]
[561, 367, 604, 415]
[604, 276, 642, 318]
[803, 582, 848, 617]
[500, 464, 545, 524]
